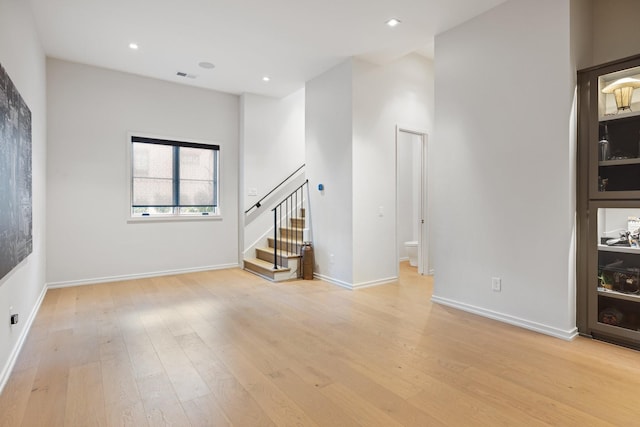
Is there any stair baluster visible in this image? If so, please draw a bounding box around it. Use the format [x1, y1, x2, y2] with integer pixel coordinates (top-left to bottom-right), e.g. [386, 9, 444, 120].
[272, 180, 308, 272]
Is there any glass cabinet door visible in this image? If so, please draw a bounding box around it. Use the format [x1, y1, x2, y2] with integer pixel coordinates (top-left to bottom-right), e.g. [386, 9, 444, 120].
[596, 65, 640, 194]
[579, 54, 640, 347]
[594, 207, 640, 334]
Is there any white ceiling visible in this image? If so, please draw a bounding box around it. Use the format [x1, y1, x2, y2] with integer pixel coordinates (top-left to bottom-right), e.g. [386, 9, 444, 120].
[27, 0, 507, 98]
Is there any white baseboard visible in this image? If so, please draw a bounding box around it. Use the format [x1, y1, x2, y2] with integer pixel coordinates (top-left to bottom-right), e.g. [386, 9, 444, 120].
[313, 273, 353, 289]
[0, 283, 47, 395]
[352, 276, 398, 289]
[312, 273, 397, 290]
[46, 263, 240, 289]
[431, 295, 578, 341]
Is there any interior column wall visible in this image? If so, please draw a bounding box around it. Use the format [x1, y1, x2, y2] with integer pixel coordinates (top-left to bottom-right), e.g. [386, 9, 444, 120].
[432, 0, 579, 338]
[305, 60, 354, 286]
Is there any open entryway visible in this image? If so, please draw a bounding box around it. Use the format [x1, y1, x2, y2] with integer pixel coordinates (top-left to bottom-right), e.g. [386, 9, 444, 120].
[396, 126, 429, 276]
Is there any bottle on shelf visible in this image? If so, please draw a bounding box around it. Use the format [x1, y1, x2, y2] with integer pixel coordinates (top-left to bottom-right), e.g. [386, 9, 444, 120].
[599, 124, 610, 161]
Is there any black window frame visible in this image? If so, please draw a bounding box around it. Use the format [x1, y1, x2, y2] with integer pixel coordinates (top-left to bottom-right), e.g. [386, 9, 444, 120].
[130, 135, 220, 217]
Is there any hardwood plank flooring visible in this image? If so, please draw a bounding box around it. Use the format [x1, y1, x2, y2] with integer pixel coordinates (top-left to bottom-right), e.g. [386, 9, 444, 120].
[2, 263, 640, 426]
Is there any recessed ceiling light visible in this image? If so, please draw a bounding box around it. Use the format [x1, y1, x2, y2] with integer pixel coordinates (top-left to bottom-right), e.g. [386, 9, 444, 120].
[262, 76, 270, 82]
[386, 18, 401, 27]
[198, 62, 215, 69]
[129, 43, 139, 50]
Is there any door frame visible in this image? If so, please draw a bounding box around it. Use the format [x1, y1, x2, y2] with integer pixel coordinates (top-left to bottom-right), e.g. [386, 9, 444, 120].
[395, 125, 429, 275]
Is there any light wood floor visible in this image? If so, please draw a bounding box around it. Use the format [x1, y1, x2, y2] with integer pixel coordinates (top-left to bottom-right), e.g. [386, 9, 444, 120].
[1, 263, 639, 426]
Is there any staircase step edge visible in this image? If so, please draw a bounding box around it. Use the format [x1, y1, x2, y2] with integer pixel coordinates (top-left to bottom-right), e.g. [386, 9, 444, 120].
[244, 257, 291, 272]
[256, 247, 301, 258]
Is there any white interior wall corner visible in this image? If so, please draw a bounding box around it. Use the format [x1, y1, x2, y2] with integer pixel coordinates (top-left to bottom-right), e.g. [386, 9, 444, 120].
[305, 59, 354, 285]
[432, 0, 577, 335]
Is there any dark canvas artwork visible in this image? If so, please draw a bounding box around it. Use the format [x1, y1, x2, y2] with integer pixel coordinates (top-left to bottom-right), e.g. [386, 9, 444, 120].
[0, 63, 32, 281]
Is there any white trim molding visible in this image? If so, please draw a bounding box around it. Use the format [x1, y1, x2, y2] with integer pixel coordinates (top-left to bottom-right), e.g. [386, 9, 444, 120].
[47, 263, 239, 289]
[431, 295, 579, 341]
[313, 273, 397, 290]
[352, 276, 398, 290]
[0, 284, 47, 395]
[312, 273, 353, 290]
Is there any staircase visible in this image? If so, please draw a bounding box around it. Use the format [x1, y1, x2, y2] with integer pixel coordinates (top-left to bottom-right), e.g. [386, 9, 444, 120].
[244, 208, 306, 281]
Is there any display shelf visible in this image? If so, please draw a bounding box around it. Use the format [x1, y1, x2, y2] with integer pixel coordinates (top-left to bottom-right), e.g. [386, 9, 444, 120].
[599, 109, 640, 123]
[599, 158, 640, 167]
[591, 190, 640, 200]
[597, 244, 640, 254]
[598, 288, 640, 303]
[594, 320, 640, 336]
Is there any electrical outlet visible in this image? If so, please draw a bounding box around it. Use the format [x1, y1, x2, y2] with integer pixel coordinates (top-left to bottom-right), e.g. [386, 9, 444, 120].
[492, 277, 502, 292]
[9, 306, 17, 325]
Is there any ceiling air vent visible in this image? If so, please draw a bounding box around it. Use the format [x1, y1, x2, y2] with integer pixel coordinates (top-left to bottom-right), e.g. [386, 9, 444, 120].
[176, 71, 197, 79]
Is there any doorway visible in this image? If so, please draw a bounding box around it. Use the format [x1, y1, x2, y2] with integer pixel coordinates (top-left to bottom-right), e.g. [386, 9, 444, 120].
[396, 126, 428, 275]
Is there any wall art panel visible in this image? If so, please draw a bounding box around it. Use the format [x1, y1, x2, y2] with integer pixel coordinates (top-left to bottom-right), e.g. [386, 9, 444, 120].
[0, 63, 32, 281]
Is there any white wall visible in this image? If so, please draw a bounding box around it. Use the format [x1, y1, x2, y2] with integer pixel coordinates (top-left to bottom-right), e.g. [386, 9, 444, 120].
[240, 90, 305, 256]
[0, 0, 47, 392]
[241, 90, 305, 210]
[305, 60, 354, 286]
[46, 59, 239, 285]
[592, 0, 640, 66]
[352, 54, 433, 286]
[432, 0, 584, 339]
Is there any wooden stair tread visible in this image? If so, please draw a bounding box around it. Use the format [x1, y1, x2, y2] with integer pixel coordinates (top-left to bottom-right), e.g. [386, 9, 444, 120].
[268, 237, 304, 244]
[256, 247, 300, 258]
[280, 226, 304, 231]
[244, 257, 291, 273]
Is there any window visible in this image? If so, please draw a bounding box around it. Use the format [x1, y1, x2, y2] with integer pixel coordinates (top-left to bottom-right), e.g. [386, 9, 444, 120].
[130, 135, 219, 217]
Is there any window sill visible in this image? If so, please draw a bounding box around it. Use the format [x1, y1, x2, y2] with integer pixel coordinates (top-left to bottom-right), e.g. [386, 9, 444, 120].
[127, 215, 222, 224]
